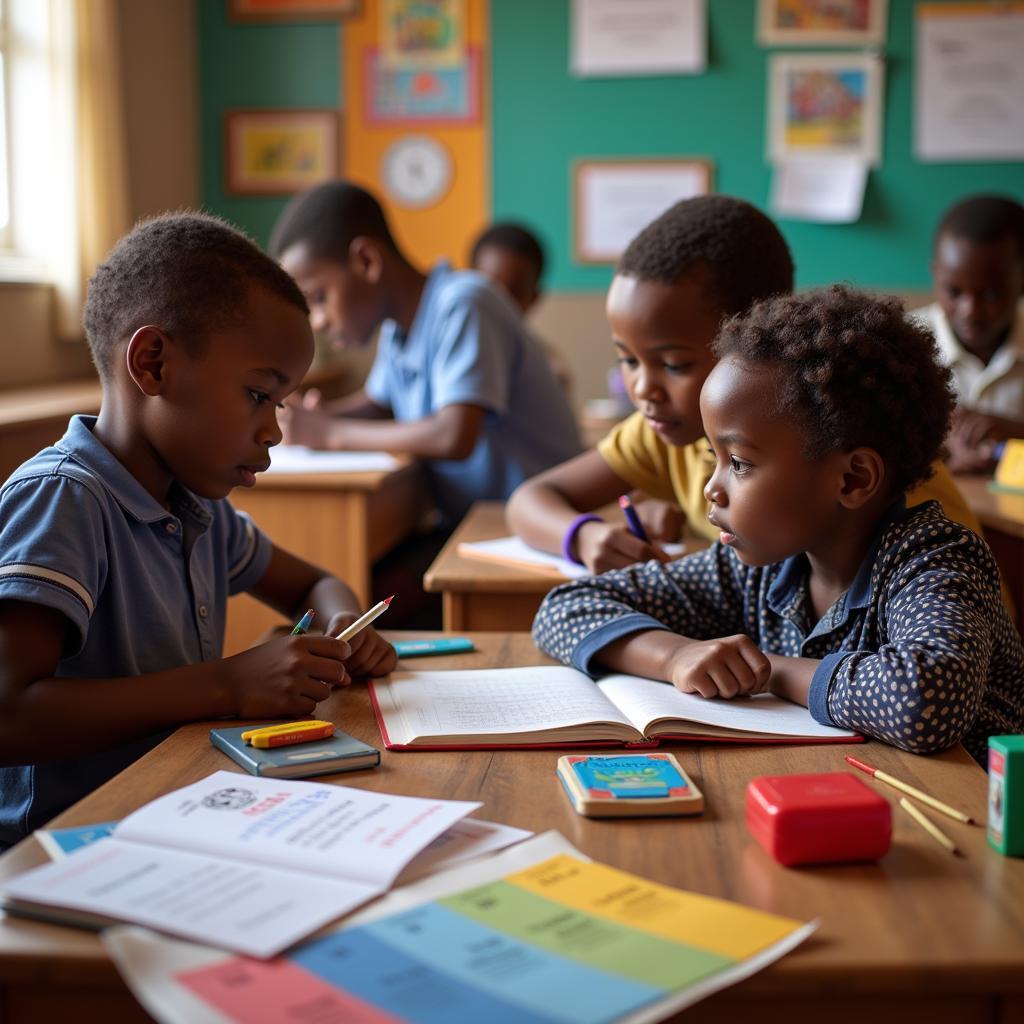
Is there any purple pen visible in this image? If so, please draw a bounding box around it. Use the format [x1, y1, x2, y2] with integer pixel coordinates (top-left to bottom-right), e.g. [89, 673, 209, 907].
[618, 494, 650, 543]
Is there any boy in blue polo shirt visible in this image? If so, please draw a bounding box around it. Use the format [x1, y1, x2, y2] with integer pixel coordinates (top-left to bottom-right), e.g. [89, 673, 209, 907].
[0, 213, 396, 848]
[267, 181, 582, 527]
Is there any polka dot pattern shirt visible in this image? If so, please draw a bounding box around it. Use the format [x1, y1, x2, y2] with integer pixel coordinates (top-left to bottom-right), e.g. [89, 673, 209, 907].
[533, 501, 1024, 763]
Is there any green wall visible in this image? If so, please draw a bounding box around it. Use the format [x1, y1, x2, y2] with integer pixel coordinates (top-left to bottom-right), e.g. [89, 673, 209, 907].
[197, 0, 341, 246]
[198, 0, 1024, 289]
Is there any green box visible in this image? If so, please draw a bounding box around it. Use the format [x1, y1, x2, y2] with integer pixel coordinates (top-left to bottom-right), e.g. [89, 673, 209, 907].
[988, 735, 1024, 856]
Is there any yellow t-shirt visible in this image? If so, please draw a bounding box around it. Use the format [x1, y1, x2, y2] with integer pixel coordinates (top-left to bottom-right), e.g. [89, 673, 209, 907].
[597, 411, 984, 542]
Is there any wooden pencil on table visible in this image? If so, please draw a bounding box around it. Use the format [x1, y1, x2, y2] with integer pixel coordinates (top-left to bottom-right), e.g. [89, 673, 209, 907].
[899, 797, 963, 857]
[844, 755, 975, 825]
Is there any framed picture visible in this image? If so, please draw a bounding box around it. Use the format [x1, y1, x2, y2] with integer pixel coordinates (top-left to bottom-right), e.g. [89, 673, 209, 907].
[229, 0, 359, 21]
[380, 0, 465, 69]
[758, 0, 888, 45]
[365, 47, 479, 125]
[769, 53, 884, 165]
[224, 110, 339, 196]
[573, 159, 713, 265]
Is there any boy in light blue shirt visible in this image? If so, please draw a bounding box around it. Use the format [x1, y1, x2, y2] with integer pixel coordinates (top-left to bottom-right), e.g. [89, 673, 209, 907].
[268, 181, 582, 526]
[0, 213, 396, 848]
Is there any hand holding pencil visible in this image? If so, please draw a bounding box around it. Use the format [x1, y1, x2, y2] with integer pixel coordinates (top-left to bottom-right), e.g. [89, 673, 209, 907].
[326, 595, 398, 679]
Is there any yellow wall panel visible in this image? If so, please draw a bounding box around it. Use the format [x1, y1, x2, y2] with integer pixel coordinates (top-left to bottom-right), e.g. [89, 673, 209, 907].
[342, 0, 489, 269]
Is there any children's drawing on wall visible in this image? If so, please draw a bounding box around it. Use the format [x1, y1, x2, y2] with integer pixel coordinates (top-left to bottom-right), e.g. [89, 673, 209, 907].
[758, 0, 888, 45]
[381, 0, 465, 68]
[366, 47, 478, 123]
[224, 110, 339, 196]
[769, 53, 883, 166]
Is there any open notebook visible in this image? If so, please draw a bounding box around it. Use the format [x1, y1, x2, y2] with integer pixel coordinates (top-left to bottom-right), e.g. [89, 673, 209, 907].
[3, 771, 480, 958]
[370, 667, 860, 750]
[457, 535, 686, 578]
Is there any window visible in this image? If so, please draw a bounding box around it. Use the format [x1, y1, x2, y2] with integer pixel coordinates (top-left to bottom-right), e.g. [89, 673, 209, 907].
[0, 0, 11, 248]
[0, 0, 75, 284]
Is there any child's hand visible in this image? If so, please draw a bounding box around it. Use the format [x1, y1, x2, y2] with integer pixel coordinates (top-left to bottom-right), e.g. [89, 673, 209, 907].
[664, 635, 770, 699]
[279, 398, 333, 448]
[223, 634, 351, 718]
[325, 614, 398, 678]
[630, 498, 686, 542]
[577, 521, 671, 574]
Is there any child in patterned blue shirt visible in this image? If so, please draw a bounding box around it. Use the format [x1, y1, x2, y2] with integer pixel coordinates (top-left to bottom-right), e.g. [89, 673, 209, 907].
[533, 285, 1024, 763]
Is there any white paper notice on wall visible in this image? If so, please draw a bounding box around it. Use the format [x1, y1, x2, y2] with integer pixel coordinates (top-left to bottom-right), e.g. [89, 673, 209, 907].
[915, 4, 1024, 162]
[770, 157, 868, 224]
[571, 0, 706, 77]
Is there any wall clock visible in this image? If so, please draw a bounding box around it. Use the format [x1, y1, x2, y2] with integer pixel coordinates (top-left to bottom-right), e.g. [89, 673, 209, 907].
[380, 135, 453, 209]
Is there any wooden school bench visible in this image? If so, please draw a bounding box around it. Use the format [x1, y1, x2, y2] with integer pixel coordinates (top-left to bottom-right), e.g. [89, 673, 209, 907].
[423, 500, 706, 632]
[0, 632, 1019, 1024]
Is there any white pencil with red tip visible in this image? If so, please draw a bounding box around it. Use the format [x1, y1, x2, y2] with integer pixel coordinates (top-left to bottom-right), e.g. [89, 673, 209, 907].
[335, 595, 394, 642]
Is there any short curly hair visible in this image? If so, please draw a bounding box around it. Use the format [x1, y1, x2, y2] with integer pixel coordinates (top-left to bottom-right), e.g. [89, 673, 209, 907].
[617, 195, 794, 316]
[268, 180, 398, 263]
[713, 285, 955, 497]
[83, 212, 308, 382]
[470, 222, 545, 282]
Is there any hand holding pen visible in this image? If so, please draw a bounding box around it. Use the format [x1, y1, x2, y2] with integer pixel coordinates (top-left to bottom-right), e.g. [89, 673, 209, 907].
[618, 494, 650, 543]
[573, 499, 672, 574]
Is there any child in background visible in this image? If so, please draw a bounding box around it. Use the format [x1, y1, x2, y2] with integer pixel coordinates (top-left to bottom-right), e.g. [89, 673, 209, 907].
[0, 213, 396, 849]
[533, 286, 1024, 764]
[469, 221, 573, 395]
[507, 195, 984, 574]
[912, 194, 1024, 473]
[470, 221, 546, 316]
[268, 182, 582, 528]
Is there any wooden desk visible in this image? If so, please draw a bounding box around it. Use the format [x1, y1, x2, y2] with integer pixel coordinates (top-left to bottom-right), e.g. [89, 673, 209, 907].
[956, 474, 1024, 633]
[424, 501, 706, 632]
[225, 462, 426, 654]
[0, 632, 1019, 1024]
[0, 380, 103, 482]
[423, 501, 553, 631]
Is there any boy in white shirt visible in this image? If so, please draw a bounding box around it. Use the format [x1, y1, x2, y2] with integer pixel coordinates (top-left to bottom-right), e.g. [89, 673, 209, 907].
[912, 194, 1024, 473]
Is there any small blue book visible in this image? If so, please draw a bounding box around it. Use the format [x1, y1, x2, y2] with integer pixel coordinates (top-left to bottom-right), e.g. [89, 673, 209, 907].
[210, 724, 380, 778]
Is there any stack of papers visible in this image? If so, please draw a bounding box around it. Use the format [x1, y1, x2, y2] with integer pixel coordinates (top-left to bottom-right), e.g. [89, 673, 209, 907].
[103, 832, 816, 1024]
[3, 771, 529, 958]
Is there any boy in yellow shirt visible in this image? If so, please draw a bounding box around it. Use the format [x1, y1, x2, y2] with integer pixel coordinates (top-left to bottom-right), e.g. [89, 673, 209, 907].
[508, 195, 982, 573]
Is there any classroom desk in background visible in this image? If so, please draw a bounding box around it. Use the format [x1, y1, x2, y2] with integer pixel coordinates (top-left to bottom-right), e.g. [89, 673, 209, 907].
[955, 474, 1024, 634]
[424, 500, 707, 632]
[0, 631, 1020, 1024]
[225, 461, 427, 654]
[0, 380, 102, 482]
[0, 364, 353, 484]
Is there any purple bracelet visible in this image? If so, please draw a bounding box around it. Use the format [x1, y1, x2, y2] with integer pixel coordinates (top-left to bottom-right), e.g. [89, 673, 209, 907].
[562, 513, 604, 566]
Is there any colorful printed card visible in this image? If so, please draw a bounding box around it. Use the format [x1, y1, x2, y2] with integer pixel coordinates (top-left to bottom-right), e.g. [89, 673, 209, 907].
[557, 753, 705, 817]
[163, 840, 812, 1024]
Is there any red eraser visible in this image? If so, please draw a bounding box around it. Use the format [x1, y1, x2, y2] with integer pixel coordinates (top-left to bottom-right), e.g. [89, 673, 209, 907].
[746, 772, 892, 867]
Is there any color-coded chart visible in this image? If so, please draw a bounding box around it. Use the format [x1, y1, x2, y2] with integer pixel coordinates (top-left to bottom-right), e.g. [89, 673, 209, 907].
[177, 853, 810, 1024]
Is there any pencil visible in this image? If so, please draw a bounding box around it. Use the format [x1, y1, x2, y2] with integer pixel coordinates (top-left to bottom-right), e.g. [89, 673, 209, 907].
[899, 797, 962, 856]
[618, 494, 650, 543]
[844, 755, 975, 825]
[335, 595, 394, 642]
[290, 608, 315, 636]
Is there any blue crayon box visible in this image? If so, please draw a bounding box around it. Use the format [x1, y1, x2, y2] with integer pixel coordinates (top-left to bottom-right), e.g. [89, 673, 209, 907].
[556, 753, 704, 818]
